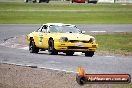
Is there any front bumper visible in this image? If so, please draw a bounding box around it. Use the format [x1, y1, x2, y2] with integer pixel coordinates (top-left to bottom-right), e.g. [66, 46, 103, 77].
[54, 42, 98, 52]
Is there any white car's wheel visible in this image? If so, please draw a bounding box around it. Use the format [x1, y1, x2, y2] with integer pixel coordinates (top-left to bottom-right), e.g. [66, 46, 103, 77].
[45, 0, 50, 3]
[24, 0, 28, 3]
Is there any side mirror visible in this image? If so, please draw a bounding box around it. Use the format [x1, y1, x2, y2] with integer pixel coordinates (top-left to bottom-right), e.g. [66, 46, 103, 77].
[82, 31, 85, 34]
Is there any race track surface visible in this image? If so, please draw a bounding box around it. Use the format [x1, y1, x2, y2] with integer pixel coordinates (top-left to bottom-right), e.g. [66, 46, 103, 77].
[0, 24, 132, 75]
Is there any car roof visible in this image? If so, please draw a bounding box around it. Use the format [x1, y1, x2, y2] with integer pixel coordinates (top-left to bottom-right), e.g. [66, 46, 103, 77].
[43, 23, 75, 27]
[44, 23, 63, 26]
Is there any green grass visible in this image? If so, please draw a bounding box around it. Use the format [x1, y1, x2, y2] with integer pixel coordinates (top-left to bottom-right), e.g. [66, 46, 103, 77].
[94, 33, 132, 55]
[0, 11, 132, 24]
[0, 2, 132, 24]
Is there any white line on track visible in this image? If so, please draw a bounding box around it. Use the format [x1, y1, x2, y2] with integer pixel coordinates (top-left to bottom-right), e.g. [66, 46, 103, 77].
[90, 31, 106, 32]
[19, 46, 29, 50]
[2, 62, 76, 73]
[105, 56, 115, 58]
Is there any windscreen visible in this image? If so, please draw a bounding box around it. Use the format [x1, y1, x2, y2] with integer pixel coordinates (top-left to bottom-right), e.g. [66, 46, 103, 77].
[49, 25, 81, 33]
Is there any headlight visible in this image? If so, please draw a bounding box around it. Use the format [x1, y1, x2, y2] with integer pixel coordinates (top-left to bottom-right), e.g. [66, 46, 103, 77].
[92, 38, 96, 43]
[60, 37, 68, 42]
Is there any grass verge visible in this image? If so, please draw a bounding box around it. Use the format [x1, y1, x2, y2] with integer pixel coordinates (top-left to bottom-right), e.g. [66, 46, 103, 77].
[0, 2, 132, 24]
[94, 32, 132, 56]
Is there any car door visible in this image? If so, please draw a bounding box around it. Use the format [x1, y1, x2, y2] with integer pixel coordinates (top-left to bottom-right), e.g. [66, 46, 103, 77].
[38, 25, 48, 48]
[32, 27, 42, 47]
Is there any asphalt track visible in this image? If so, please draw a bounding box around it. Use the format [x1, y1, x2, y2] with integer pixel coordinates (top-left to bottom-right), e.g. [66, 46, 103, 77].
[0, 24, 132, 75]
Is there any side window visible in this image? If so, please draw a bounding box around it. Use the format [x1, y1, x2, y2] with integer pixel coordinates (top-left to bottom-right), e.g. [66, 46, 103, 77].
[42, 25, 48, 33]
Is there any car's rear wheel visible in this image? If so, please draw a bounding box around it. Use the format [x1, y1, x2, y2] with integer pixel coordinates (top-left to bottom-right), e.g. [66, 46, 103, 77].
[45, 0, 49, 3]
[48, 39, 58, 55]
[29, 38, 39, 53]
[85, 51, 94, 57]
[66, 52, 74, 56]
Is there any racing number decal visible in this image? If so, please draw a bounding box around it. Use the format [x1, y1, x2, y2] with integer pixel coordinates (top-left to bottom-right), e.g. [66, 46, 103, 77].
[39, 35, 43, 45]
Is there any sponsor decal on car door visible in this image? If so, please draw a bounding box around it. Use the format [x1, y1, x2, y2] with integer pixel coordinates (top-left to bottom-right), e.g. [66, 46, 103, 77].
[39, 35, 43, 45]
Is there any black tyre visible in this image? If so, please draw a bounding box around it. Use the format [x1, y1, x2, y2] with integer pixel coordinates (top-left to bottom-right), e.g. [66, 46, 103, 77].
[33, 0, 37, 3]
[76, 75, 86, 85]
[25, 0, 28, 3]
[29, 38, 39, 53]
[45, 0, 49, 3]
[93, 1, 97, 4]
[38, 0, 42, 3]
[48, 39, 58, 55]
[85, 51, 94, 57]
[66, 52, 74, 56]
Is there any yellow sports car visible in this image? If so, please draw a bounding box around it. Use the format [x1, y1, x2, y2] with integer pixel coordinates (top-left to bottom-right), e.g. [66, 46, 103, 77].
[27, 23, 98, 57]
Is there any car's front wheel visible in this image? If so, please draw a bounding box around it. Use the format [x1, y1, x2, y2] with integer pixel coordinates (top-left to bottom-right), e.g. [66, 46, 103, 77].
[48, 39, 58, 55]
[85, 51, 94, 57]
[29, 38, 39, 53]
